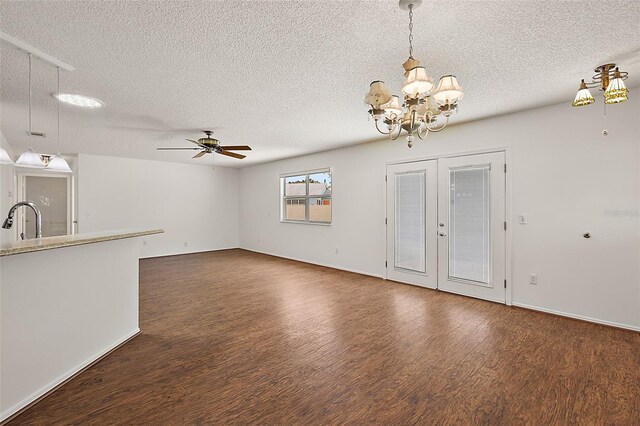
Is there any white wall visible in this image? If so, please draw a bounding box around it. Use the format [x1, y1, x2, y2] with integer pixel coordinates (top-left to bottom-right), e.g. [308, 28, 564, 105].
[239, 96, 640, 331]
[77, 154, 238, 258]
[0, 134, 16, 246]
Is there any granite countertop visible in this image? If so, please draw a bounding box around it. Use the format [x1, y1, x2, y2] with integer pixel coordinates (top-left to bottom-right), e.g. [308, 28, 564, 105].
[0, 229, 164, 257]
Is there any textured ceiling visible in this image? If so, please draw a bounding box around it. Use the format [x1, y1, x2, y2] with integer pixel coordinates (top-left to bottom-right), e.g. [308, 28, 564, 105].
[1, 0, 639, 167]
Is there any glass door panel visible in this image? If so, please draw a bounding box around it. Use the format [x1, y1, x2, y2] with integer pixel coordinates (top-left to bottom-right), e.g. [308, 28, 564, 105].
[24, 175, 70, 238]
[448, 166, 491, 284]
[395, 172, 426, 273]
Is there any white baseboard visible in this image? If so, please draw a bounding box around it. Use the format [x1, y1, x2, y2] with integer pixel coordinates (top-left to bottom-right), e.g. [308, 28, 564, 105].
[0, 328, 140, 423]
[512, 303, 640, 332]
[141, 246, 239, 259]
[240, 247, 383, 279]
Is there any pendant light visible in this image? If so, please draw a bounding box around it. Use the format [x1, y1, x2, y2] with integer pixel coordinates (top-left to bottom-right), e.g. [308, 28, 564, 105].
[46, 66, 72, 173]
[15, 53, 45, 169]
[0, 147, 13, 165]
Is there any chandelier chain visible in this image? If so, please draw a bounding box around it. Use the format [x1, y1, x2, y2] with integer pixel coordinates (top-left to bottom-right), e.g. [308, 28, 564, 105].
[408, 4, 414, 58]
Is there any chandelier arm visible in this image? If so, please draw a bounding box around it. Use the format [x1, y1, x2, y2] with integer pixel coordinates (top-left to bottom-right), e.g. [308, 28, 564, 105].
[424, 116, 450, 133]
[374, 119, 392, 135]
[410, 109, 417, 131]
[416, 123, 429, 140]
[390, 124, 403, 141]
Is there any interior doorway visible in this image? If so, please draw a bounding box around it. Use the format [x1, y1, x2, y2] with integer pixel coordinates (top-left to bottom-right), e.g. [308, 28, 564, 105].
[16, 173, 73, 239]
[386, 151, 507, 304]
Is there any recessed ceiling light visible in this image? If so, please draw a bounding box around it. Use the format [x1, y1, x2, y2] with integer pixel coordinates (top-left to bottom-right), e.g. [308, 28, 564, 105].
[54, 92, 103, 108]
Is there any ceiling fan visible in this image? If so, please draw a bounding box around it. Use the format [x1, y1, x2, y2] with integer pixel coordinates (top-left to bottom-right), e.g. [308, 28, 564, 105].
[157, 130, 251, 160]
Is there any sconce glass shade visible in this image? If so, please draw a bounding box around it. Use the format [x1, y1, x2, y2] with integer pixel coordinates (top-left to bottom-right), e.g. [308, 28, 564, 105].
[46, 155, 72, 173]
[364, 81, 392, 109]
[604, 74, 629, 104]
[15, 148, 45, 168]
[572, 80, 595, 107]
[0, 147, 14, 165]
[402, 67, 434, 98]
[382, 95, 403, 118]
[433, 75, 463, 106]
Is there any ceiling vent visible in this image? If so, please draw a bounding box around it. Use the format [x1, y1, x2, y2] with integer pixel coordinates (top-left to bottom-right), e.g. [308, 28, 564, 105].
[26, 131, 46, 138]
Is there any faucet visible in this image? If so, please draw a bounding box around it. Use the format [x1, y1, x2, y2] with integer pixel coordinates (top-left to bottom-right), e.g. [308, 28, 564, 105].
[2, 201, 42, 239]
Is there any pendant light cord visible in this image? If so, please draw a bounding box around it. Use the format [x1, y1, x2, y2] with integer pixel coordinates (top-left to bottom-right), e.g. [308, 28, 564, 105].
[28, 53, 32, 146]
[57, 66, 61, 155]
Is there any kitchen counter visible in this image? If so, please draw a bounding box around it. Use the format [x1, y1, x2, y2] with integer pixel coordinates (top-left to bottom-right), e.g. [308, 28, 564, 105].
[0, 228, 162, 422]
[0, 228, 163, 257]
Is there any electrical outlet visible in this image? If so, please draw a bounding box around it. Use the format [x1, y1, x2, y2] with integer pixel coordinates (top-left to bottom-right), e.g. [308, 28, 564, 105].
[184, 242, 188, 247]
[529, 274, 538, 285]
[335, 247, 339, 254]
[142, 240, 147, 246]
[519, 214, 527, 224]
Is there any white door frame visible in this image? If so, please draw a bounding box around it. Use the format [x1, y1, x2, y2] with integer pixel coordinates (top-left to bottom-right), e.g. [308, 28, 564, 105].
[15, 171, 75, 238]
[382, 146, 513, 305]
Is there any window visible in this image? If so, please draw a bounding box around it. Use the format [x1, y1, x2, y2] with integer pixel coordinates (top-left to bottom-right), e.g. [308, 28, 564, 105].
[281, 169, 332, 224]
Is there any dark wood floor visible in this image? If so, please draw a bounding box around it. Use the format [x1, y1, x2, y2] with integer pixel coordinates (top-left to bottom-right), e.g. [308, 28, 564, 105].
[8, 249, 640, 425]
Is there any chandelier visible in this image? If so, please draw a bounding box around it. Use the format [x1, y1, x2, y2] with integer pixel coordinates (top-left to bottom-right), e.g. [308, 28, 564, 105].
[572, 63, 629, 107]
[364, 0, 463, 147]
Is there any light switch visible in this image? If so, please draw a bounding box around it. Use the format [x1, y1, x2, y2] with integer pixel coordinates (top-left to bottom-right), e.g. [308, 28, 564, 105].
[518, 214, 527, 224]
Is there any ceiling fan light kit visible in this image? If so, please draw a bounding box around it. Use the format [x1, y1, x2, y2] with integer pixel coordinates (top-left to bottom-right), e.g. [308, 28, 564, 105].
[365, 0, 463, 147]
[572, 63, 629, 107]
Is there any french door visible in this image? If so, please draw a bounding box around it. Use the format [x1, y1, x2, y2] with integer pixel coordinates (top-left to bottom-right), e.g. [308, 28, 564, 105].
[385, 160, 438, 288]
[386, 152, 507, 303]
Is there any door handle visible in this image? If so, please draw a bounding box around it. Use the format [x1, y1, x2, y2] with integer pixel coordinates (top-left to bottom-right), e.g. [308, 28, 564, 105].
[438, 231, 447, 237]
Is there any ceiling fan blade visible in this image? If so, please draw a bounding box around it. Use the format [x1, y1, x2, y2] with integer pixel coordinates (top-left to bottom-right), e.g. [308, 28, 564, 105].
[106, 126, 221, 134]
[218, 150, 246, 159]
[193, 151, 207, 159]
[219, 145, 252, 151]
[157, 147, 201, 150]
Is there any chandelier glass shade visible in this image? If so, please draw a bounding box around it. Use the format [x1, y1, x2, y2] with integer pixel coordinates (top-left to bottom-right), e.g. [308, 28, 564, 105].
[604, 70, 629, 104]
[573, 64, 629, 108]
[572, 80, 595, 107]
[47, 155, 73, 173]
[15, 148, 45, 168]
[364, 1, 463, 147]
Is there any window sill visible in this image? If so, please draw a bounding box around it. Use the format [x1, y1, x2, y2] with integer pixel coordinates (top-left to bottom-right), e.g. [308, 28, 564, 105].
[280, 220, 331, 226]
